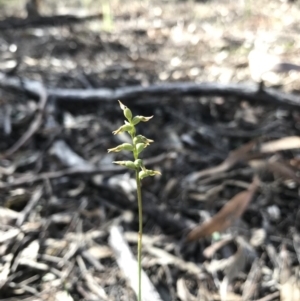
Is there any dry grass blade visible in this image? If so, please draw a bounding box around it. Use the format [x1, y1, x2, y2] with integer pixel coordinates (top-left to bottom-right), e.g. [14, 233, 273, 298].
[76, 256, 108, 300]
[186, 177, 259, 241]
[145, 245, 203, 276]
[16, 185, 43, 227]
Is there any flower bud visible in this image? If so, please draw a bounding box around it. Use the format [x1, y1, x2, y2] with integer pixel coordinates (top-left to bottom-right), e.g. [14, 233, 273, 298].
[138, 115, 153, 122]
[124, 107, 132, 121]
[139, 170, 148, 180]
[117, 100, 132, 121]
[112, 124, 133, 135]
[131, 116, 141, 126]
[118, 100, 127, 110]
[113, 161, 137, 170]
[139, 169, 161, 180]
[107, 143, 133, 153]
[147, 170, 161, 177]
[136, 143, 145, 155]
[133, 135, 154, 146]
[134, 159, 143, 168]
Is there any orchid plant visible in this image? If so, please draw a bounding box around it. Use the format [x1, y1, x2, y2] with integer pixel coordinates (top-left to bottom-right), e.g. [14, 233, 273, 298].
[108, 101, 161, 301]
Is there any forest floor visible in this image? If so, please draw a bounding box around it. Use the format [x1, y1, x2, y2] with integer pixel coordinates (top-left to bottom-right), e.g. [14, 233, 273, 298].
[1, 1, 300, 300]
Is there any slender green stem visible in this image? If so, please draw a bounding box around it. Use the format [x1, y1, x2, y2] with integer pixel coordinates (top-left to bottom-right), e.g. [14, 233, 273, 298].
[132, 131, 143, 301]
[136, 169, 143, 301]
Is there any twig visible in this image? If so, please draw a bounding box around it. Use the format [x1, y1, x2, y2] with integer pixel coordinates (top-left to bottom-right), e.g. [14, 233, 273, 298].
[16, 185, 43, 227]
[76, 256, 108, 300]
[1, 72, 300, 107]
[0, 14, 103, 30]
[254, 291, 280, 301]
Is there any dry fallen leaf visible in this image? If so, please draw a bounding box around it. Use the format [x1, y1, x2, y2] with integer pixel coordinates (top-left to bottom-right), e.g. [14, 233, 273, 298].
[186, 137, 300, 184]
[185, 141, 258, 183]
[260, 136, 300, 153]
[186, 177, 259, 241]
[249, 158, 300, 184]
[267, 160, 300, 183]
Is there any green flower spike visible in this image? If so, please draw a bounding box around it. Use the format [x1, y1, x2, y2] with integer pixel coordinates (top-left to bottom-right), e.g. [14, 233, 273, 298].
[108, 100, 160, 301]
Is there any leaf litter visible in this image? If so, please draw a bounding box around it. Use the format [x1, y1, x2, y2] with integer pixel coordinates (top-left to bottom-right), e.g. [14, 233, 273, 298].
[1, 0, 300, 300]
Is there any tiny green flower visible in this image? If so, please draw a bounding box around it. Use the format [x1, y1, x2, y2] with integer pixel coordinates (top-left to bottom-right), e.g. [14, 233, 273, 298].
[113, 160, 137, 170]
[133, 135, 154, 146]
[118, 100, 127, 110]
[139, 169, 161, 180]
[136, 143, 145, 155]
[134, 159, 144, 168]
[112, 124, 133, 135]
[108, 143, 133, 153]
[131, 115, 153, 126]
[147, 170, 161, 177]
[137, 116, 153, 122]
[124, 108, 132, 121]
[118, 100, 132, 121]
